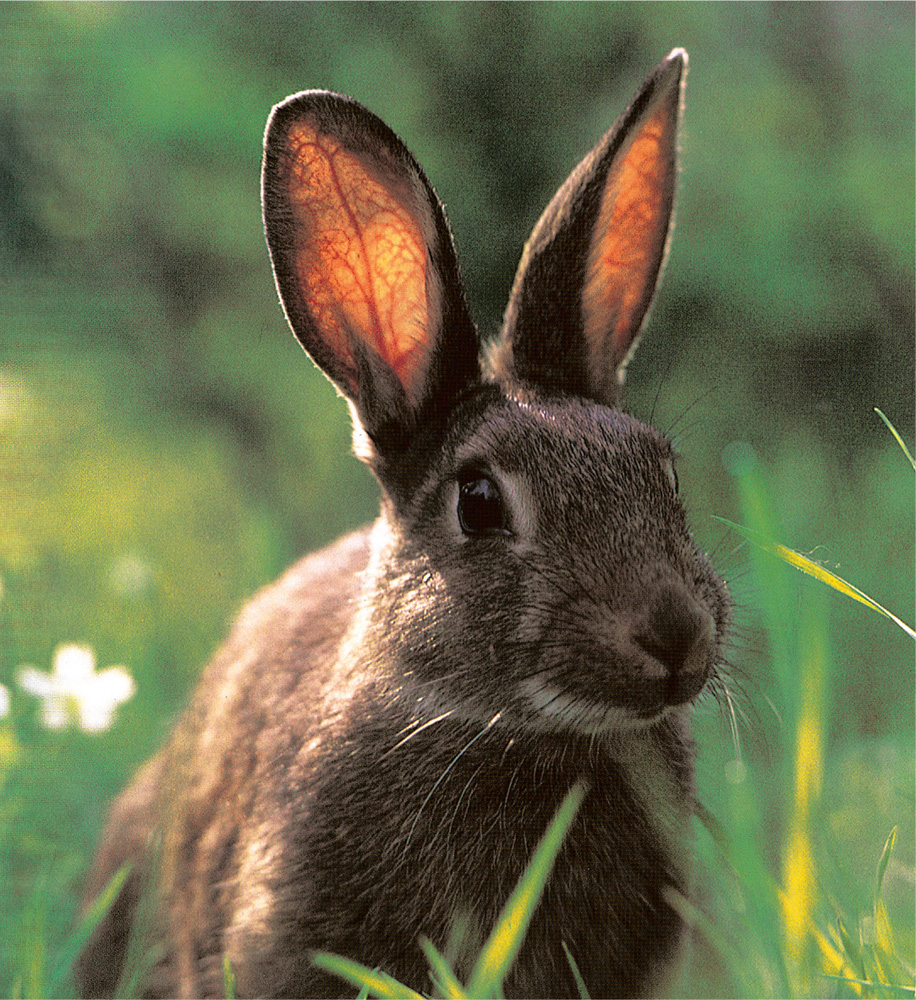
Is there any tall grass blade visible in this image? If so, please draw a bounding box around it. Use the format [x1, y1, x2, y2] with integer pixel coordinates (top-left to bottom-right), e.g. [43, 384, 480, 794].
[560, 940, 590, 1000]
[418, 937, 466, 1000]
[46, 863, 132, 996]
[875, 827, 898, 898]
[222, 954, 237, 999]
[115, 835, 164, 1000]
[19, 905, 45, 1000]
[820, 973, 916, 998]
[781, 592, 830, 996]
[837, 918, 867, 981]
[465, 780, 587, 999]
[715, 518, 916, 639]
[310, 953, 423, 1000]
[664, 885, 753, 995]
[724, 444, 797, 732]
[874, 408, 916, 470]
[810, 923, 862, 994]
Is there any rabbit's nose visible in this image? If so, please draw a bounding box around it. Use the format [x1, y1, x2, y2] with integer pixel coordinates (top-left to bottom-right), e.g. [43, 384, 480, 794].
[632, 583, 714, 703]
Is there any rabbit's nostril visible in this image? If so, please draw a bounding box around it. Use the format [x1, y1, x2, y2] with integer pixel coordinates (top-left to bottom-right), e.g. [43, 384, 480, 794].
[633, 584, 713, 688]
[635, 622, 695, 673]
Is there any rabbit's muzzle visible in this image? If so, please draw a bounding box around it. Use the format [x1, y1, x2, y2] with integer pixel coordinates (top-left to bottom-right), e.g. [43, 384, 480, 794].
[517, 567, 720, 730]
[631, 581, 715, 708]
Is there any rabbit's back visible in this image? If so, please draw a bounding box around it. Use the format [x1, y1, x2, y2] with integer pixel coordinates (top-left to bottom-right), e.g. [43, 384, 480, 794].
[77, 528, 372, 997]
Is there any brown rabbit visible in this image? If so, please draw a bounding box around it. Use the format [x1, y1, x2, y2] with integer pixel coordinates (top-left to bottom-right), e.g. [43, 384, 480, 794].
[77, 48, 731, 999]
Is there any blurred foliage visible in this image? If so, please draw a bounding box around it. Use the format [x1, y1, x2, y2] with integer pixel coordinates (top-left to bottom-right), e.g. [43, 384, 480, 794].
[0, 3, 913, 996]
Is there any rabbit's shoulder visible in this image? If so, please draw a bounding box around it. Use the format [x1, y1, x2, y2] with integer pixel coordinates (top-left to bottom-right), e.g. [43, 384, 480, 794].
[233, 524, 373, 651]
[179, 526, 374, 744]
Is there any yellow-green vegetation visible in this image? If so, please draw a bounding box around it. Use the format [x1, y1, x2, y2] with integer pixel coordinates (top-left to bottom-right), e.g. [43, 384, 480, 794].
[682, 427, 914, 1000]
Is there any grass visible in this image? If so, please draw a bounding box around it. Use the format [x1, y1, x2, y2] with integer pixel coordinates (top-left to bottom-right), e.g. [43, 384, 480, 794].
[679, 416, 914, 1000]
[0, 395, 912, 997]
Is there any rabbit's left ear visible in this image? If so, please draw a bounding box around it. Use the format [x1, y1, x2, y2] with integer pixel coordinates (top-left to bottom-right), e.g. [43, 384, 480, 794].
[495, 49, 686, 406]
[262, 91, 479, 455]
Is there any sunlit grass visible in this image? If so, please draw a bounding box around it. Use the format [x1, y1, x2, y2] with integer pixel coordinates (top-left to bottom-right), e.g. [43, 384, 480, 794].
[693, 427, 915, 1000]
[716, 518, 915, 641]
[875, 408, 916, 471]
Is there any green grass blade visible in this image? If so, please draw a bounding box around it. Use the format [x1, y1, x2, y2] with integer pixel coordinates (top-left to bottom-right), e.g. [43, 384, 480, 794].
[714, 518, 916, 639]
[222, 953, 237, 999]
[419, 937, 466, 999]
[820, 973, 916, 997]
[662, 885, 751, 995]
[19, 905, 45, 1000]
[114, 833, 166, 1000]
[836, 918, 867, 981]
[694, 801, 733, 864]
[465, 779, 587, 999]
[310, 953, 424, 1000]
[560, 940, 590, 1000]
[875, 826, 898, 899]
[875, 408, 916, 470]
[724, 444, 798, 728]
[781, 591, 831, 997]
[46, 863, 132, 995]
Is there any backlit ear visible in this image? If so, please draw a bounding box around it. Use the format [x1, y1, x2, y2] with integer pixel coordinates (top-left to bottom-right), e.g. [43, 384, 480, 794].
[494, 49, 686, 405]
[262, 91, 478, 454]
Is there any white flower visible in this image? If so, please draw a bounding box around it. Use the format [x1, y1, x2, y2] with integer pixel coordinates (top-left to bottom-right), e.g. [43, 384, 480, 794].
[17, 644, 136, 733]
[0, 683, 9, 719]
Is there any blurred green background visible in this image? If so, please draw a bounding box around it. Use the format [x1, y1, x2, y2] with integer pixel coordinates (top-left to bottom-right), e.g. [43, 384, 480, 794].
[0, 3, 913, 996]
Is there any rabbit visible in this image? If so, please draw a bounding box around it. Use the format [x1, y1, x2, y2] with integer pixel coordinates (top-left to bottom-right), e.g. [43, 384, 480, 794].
[76, 47, 731, 1000]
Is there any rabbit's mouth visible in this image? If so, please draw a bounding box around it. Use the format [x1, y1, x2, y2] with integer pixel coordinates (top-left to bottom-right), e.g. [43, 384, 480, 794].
[632, 663, 712, 716]
[517, 657, 711, 733]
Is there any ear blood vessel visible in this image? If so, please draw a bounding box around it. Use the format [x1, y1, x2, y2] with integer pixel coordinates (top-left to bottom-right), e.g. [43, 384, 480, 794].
[77, 49, 731, 999]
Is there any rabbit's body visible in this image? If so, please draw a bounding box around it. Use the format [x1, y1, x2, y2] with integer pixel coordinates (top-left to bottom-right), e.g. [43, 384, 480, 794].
[83, 522, 695, 999]
[78, 49, 730, 999]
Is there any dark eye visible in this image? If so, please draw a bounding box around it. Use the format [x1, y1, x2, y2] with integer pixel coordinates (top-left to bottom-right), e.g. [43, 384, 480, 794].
[457, 472, 509, 536]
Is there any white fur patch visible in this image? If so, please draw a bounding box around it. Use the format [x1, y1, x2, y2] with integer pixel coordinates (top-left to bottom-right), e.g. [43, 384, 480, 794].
[519, 676, 660, 733]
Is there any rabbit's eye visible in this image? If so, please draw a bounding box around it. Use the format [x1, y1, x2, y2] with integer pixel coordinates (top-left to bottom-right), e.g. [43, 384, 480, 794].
[457, 474, 509, 536]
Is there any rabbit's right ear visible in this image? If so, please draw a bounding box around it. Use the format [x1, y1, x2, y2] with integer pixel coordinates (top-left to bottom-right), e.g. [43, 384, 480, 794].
[494, 49, 686, 406]
[262, 92, 479, 458]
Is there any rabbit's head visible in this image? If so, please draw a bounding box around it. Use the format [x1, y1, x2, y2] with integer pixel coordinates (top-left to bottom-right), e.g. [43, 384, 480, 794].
[262, 49, 730, 735]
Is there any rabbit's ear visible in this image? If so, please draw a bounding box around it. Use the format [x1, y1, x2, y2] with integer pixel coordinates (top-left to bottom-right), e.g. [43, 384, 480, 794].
[263, 92, 479, 456]
[495, 49, 685, 406]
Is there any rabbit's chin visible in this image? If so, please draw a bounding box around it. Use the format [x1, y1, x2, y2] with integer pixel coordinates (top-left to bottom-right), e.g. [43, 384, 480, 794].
[517, 676, 695, 734]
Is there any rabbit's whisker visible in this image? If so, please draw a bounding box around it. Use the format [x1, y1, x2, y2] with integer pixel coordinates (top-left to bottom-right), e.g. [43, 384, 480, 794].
[403, 712, 502, 855]
[380, 710, 456, 759]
